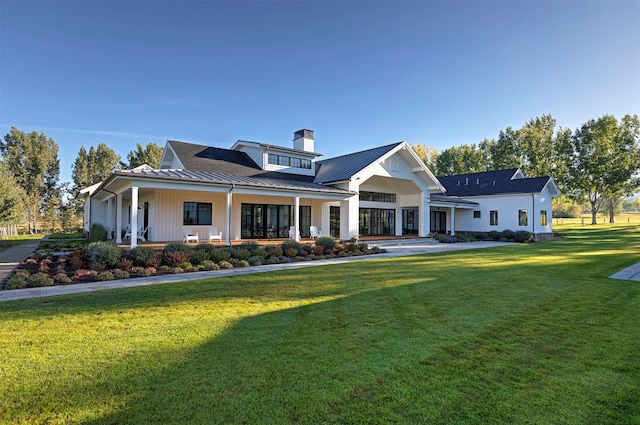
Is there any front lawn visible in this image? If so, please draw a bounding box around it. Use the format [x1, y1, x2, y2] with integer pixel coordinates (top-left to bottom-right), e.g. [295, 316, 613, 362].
[0, 226, 638, 424]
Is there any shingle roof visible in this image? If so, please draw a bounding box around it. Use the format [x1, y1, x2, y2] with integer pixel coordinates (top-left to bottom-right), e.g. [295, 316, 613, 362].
[112, 168, 352, 195]
[166, 140, 315, 182]
[314, 142, 402, 184]
[437, 168, 553, 196]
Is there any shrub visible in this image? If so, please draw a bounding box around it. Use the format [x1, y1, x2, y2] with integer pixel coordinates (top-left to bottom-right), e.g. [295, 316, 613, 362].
[315, 236, 337, 252]
[53, 272, 72, 284]
[169, 267, 184, 274]
[265, 257, 280, 265]
[312, 245, 325, 255]
[229, 258, 249, 268]
[240, 241, 260, 253]
[70, 250, 87, 269]
[281, 240, 301, 252]
[199, 260, 220, 271]
[158, 265, 170, 271]
[190, 249, 210, 265]
[195, 244, 217, 256]
[128, 246, 157, 266]
[145, 256, 161, 268]
[210, 249, 231, 262]
[514, 230, 533, 243]
[113, 269, 130, 279]
[441, 236, 457, 243]
[163, 242, 192, 256]
[179, 262, 193, 269]
[357, 242, 369, 251]
[248, 255, 264, 266]
[164, 251, 191, 267]
[137, 268, 154, 277]
[476, 232, 489, 241]
[345, 243, 358, 252]
[75, 269, 97, 279]
[218, 260, 233, 269]
[91, 262, 106, 272]
[86, 242, 123, 268]
[117, 258, 133, 270]
[26, 272, 54, 287]
[231, 248, 251, 261]
[95, 271, 115, 281]
[252, 247, 269, 258]
[501, 229, 515, 241]
[488, 231, 501, 241]
[5, 270, 31, 290]
[335, 244, 345, 253]
[88, 223, 108, 243]
[266, 245, 283, 257]
[285, 248, 298, 257]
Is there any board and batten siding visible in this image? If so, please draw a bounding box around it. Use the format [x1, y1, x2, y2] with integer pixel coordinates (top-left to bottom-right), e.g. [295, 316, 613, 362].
[154, 190, 228, 242]
[453, 190, 553, 235]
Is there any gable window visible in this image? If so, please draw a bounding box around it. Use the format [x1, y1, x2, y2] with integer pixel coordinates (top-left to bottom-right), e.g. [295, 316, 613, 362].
[540, 210, 548, 226]
[490, 210, 498, 226]
[519, 209, 528, 226]
[183, 202, 212, 225]
[473, 211, 481, 219]
[359, 191, 397, 203]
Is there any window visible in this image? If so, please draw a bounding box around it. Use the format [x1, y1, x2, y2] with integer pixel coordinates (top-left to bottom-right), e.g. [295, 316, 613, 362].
[473, 211, 481, 219]
[359, 191, 397, 203]
[267, 154, 278, 165]
[490, 210, 498, 226]
[183, 202, 212, 225]
[291, 157, 301, 168]
[278, 155, 290, 166]
[540, 210, 548, 226]
[267, 153, 312, 169]
[301, 159, 312, 169]
[519, 210, 528, 226]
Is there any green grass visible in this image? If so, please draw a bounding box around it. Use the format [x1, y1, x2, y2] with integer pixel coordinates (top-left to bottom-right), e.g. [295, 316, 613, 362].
[0, 234, 43, 253]
[1, 226, 639, 424]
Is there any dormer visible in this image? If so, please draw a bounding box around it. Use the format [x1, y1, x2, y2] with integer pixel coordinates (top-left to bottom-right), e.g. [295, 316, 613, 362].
[231, 130, 323, 176]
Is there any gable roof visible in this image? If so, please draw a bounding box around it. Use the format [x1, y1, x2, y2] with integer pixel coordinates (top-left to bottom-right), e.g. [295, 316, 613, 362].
[166, 140, 314, 182]
[437, 168, 557, 196]
[314, 142, 402, 184]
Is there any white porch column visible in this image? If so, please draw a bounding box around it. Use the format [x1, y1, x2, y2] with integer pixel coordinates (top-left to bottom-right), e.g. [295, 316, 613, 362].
[294, 196, 300, 242]
[419, 191, 428, 237]
[130, 187, 139, 248]
[107, 197, 113, 239]
[340, 194, 359, 240]
[450, 205, 456, 236]
[225, 189, 232, 246]
[115, 193, 123, 244]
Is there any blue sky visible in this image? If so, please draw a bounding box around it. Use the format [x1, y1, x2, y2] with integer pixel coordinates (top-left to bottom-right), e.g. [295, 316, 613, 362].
[1, 1, 639, 184]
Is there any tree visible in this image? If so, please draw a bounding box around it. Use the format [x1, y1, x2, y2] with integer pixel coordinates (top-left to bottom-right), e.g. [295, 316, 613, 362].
[0, 166, 26, 230]
[435, 144, 487, 176]
[489, 127, 520, 170]
[564, 115, 640, 224]
[518, 114, 559, 178]
[72, 143, 121, 189]
[411, 143, 438, 173]
[1, 126, 59, 233]
[125, 142, 163, 169]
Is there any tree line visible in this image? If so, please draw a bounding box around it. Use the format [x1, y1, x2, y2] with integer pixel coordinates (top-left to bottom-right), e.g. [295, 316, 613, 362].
[0, 126, 162, 234]
[413, 114, 640, 224]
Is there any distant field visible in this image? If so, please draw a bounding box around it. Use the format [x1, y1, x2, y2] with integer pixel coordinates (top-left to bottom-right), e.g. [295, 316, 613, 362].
[553, 212, 640, 227]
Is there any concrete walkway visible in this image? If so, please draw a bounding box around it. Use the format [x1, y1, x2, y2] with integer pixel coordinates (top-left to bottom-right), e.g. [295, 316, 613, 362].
[0, 238, 42, 284]
[610, 262, 640, 281]
[0, 239, 514, 302]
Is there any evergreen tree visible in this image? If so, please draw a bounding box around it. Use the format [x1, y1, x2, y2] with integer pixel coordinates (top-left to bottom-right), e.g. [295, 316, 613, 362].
[125, 142, 163, 169]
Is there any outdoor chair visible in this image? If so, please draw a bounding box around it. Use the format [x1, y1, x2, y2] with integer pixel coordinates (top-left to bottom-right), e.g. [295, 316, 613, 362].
[288, 226, 300, 240]
[137, 225, 149, 242]
[183, 227, 199, 244]
[310, 226, 321, 239]
[123, 225, 131, 239]
[208, 227, 223, 243]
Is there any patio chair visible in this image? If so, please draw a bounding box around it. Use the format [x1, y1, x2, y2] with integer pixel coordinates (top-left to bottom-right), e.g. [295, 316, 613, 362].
[123, 225, 131, 240]
[208, 227, 223, 243]
[137, 225, 149, 242]
[183, 227, 199, 244]
[310, 226, 321, 239]
[288, 226, 300, 240]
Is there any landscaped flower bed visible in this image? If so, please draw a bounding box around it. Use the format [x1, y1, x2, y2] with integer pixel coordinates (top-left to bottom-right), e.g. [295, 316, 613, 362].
[2, 236, 383, 290]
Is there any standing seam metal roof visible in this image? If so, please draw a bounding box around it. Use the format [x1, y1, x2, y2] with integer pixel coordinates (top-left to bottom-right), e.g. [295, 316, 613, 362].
[314, 142, 403, 184]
